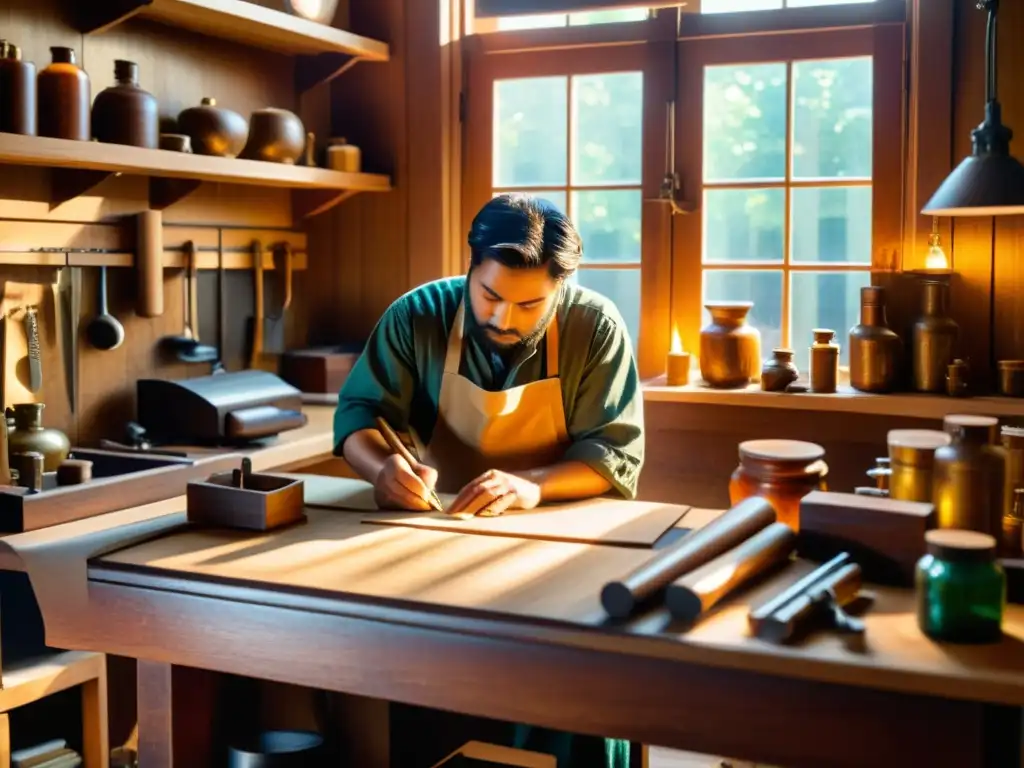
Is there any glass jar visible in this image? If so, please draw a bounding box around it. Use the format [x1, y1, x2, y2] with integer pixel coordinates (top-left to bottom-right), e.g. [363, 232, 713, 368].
[728, 439, 828, 531]
[916, 529, 1004, 643]
[887, 428, 951, 503]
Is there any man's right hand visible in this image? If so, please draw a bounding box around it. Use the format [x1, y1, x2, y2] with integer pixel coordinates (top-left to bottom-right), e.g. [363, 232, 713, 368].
[374, 454, 438, 511]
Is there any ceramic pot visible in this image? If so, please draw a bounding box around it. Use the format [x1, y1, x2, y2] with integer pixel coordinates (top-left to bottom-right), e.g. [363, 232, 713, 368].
[6, 403, 71, 472]
[284, 0, 340, 24]
[177, 97, 248, 157]
[849, 285, 902, 393]
[91, 60, 159, 148]
[240, 107, 306, 164]
[699, 301, 761, 388]
[37, 46, 90, 140]
[760, 348, 798, 392]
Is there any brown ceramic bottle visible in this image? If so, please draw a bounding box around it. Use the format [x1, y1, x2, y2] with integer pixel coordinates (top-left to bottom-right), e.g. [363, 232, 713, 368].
[0, 42, 37, 135]
[849, 286, 902, 393]
[92, 60, 159, 148]
[37, 46, 90, 140]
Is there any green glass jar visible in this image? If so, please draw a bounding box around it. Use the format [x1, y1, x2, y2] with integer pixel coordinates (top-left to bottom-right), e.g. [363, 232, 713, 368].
[916, 529, 1005, 643]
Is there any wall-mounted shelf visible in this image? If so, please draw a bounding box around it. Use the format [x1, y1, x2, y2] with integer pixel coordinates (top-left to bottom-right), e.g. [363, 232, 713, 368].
[0, 249, 309, 270]
[77, 0, 391, 93]
[0, 133, 391, 222]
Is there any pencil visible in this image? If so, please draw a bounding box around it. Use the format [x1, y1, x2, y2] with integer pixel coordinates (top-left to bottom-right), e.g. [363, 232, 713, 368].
[374, 416, 445, 512]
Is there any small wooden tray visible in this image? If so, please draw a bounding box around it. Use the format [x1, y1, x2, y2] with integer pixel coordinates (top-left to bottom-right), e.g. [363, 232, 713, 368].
[187, 458, 306, 531]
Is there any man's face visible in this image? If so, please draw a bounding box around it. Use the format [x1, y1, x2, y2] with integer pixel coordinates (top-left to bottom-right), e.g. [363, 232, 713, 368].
[467, 258, 561, 352]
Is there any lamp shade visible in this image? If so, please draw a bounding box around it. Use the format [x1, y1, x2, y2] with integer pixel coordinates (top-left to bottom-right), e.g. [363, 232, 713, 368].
[922, 152, 1024, 216]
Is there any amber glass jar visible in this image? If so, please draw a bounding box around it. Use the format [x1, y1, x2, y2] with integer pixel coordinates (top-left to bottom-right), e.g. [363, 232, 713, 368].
[888, 428, 951, 503]
[729, 439, 828, 531]
[7, 403, 70, 471]
[0, 43, 37, 135]
[37, 46, 90, 140]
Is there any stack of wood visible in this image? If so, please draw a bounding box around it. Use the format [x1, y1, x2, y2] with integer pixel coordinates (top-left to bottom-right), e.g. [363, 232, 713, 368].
[11, 739, 81, 768]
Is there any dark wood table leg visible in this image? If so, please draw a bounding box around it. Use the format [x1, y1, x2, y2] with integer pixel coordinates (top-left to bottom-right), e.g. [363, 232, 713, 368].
[136, 660, 219, 768]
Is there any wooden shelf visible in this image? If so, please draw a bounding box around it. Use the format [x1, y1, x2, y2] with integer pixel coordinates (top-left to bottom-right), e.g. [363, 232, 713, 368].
[0, 133, 390, 221]
[644, 380, 1024, 421]
[0, 250, 309, 270]
[77, 0, 390, 93]
[0, 651, 104, 713]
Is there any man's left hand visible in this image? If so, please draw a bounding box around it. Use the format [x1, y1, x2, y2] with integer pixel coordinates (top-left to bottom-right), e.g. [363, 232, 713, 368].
[447, 469, 541, 517]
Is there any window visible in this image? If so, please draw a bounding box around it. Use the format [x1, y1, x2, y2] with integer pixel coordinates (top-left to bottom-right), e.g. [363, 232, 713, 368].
[465, 3, 905, 381]
[464, 44, 663, 367]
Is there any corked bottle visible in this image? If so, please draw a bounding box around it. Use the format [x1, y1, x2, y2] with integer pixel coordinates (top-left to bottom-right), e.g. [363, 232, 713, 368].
[37, 46, 90, 140]
[91, 60, 159, 148]
[932, 414, 1007, 539]
[809, 328, 839, 393]
[0, 42, 37, 135]
[849, 286, 902, 393]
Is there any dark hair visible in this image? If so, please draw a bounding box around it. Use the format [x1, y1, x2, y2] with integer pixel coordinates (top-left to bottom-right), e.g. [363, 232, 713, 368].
[467, 193, 582, 279]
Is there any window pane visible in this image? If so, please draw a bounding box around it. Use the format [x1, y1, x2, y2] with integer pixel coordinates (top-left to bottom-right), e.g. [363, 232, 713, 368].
[792, 57, 873, 179]
[704, 188, 785, 263]
[703, 269, 783, 352]
[494, 77, 568, 187]
[572, 72, 643, 185]
[703, 63, 787, 182]
[569, 9, 649, 24]
[786, 0, 875, 6]
[702, 0, 781, 11]
[571, 189, 641, 264]
[790, 271, 870, 369]
[571, 268, 641, 354]
[493, 189, 568, 214]
[791, 186, 872, 264]
[497, 14, 566, 30]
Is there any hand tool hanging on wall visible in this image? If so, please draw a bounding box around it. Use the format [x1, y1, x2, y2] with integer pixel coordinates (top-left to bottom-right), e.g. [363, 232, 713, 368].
[159, 240, 219, 365]
[262, 242, 293, 355]
[136, 210, 164, 318]
[246, 240, 265, 369]
[52, 266, 80, 415]
[23, 306, 41, 394]
[85, 266, 125, 351]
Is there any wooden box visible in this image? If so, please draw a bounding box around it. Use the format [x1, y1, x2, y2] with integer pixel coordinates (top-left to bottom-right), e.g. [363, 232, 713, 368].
[0, 450, 239, 533]
[798, 491, 936, 587]
[187, 464, 305, 531]
[279, 346, 361, 394]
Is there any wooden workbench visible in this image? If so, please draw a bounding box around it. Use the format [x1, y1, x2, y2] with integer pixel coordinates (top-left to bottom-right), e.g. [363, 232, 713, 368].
[1, 407, 1022, 767]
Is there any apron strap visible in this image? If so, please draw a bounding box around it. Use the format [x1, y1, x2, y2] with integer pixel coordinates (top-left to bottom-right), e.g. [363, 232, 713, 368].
[444, 302, 465, 375]
[444, 296, 560, 377]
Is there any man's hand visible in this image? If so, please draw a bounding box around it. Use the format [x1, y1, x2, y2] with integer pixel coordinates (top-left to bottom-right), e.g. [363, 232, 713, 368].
[447, 469, 541, 517]
[374, 454, 438, 511]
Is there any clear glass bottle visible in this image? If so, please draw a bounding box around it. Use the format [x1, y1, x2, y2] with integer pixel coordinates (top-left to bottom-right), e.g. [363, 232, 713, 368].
[916, 529, 1004, 643]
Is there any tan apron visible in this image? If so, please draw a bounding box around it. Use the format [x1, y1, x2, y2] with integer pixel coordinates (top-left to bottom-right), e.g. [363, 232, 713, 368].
[413, 302, 570, 494]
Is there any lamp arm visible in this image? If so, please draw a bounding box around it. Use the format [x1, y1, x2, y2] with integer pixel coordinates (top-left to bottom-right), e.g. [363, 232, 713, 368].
[981, 0, 999, 104]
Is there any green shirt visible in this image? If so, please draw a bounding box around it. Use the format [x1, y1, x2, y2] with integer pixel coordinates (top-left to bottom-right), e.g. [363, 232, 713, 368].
[333, 276, 645, 498]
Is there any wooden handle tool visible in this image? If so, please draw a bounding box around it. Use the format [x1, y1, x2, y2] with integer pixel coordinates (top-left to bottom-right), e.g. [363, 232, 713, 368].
[249, 240, 264, 369]
[374, 416, 444, 513]
[665, 521, 797, 623]
[601, 496, 777, 619]
[136, 210, 164, 317]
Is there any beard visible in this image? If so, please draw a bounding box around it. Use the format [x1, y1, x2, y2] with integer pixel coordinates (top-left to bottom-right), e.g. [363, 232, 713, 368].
[466, 292, 560, 356]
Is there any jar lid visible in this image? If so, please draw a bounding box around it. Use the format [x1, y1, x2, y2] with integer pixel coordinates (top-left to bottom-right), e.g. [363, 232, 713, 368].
[812, 328, 835, 343]
[887, 429, 951, 450]
[738, 439, 824, 462]
[924, 529, 996, 563]
[998, 360, 1024, 371]
[1003, 426, 1024, 437]
[944, 414, 998, 429]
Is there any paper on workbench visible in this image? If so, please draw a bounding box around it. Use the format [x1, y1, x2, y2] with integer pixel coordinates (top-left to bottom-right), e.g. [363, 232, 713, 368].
[291, 473, 688, 547]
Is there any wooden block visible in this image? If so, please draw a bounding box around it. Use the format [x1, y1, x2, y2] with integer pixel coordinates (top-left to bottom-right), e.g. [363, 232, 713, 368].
[186, 467, 306, 531]
[798, 490, 935, 587]
[279, 346, 362, 393]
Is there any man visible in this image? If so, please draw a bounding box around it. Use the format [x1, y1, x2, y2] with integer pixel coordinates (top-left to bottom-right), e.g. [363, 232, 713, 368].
[333, 193, 644, 766]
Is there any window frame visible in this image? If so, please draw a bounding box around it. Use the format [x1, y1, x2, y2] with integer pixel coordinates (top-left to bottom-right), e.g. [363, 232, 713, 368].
[462, 35, 674, 378]
[462, 1, 909, 382]
[671, 21, 906, 361]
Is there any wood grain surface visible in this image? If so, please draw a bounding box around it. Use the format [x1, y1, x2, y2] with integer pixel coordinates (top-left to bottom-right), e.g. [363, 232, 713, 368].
[298, 474, 689, 546]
